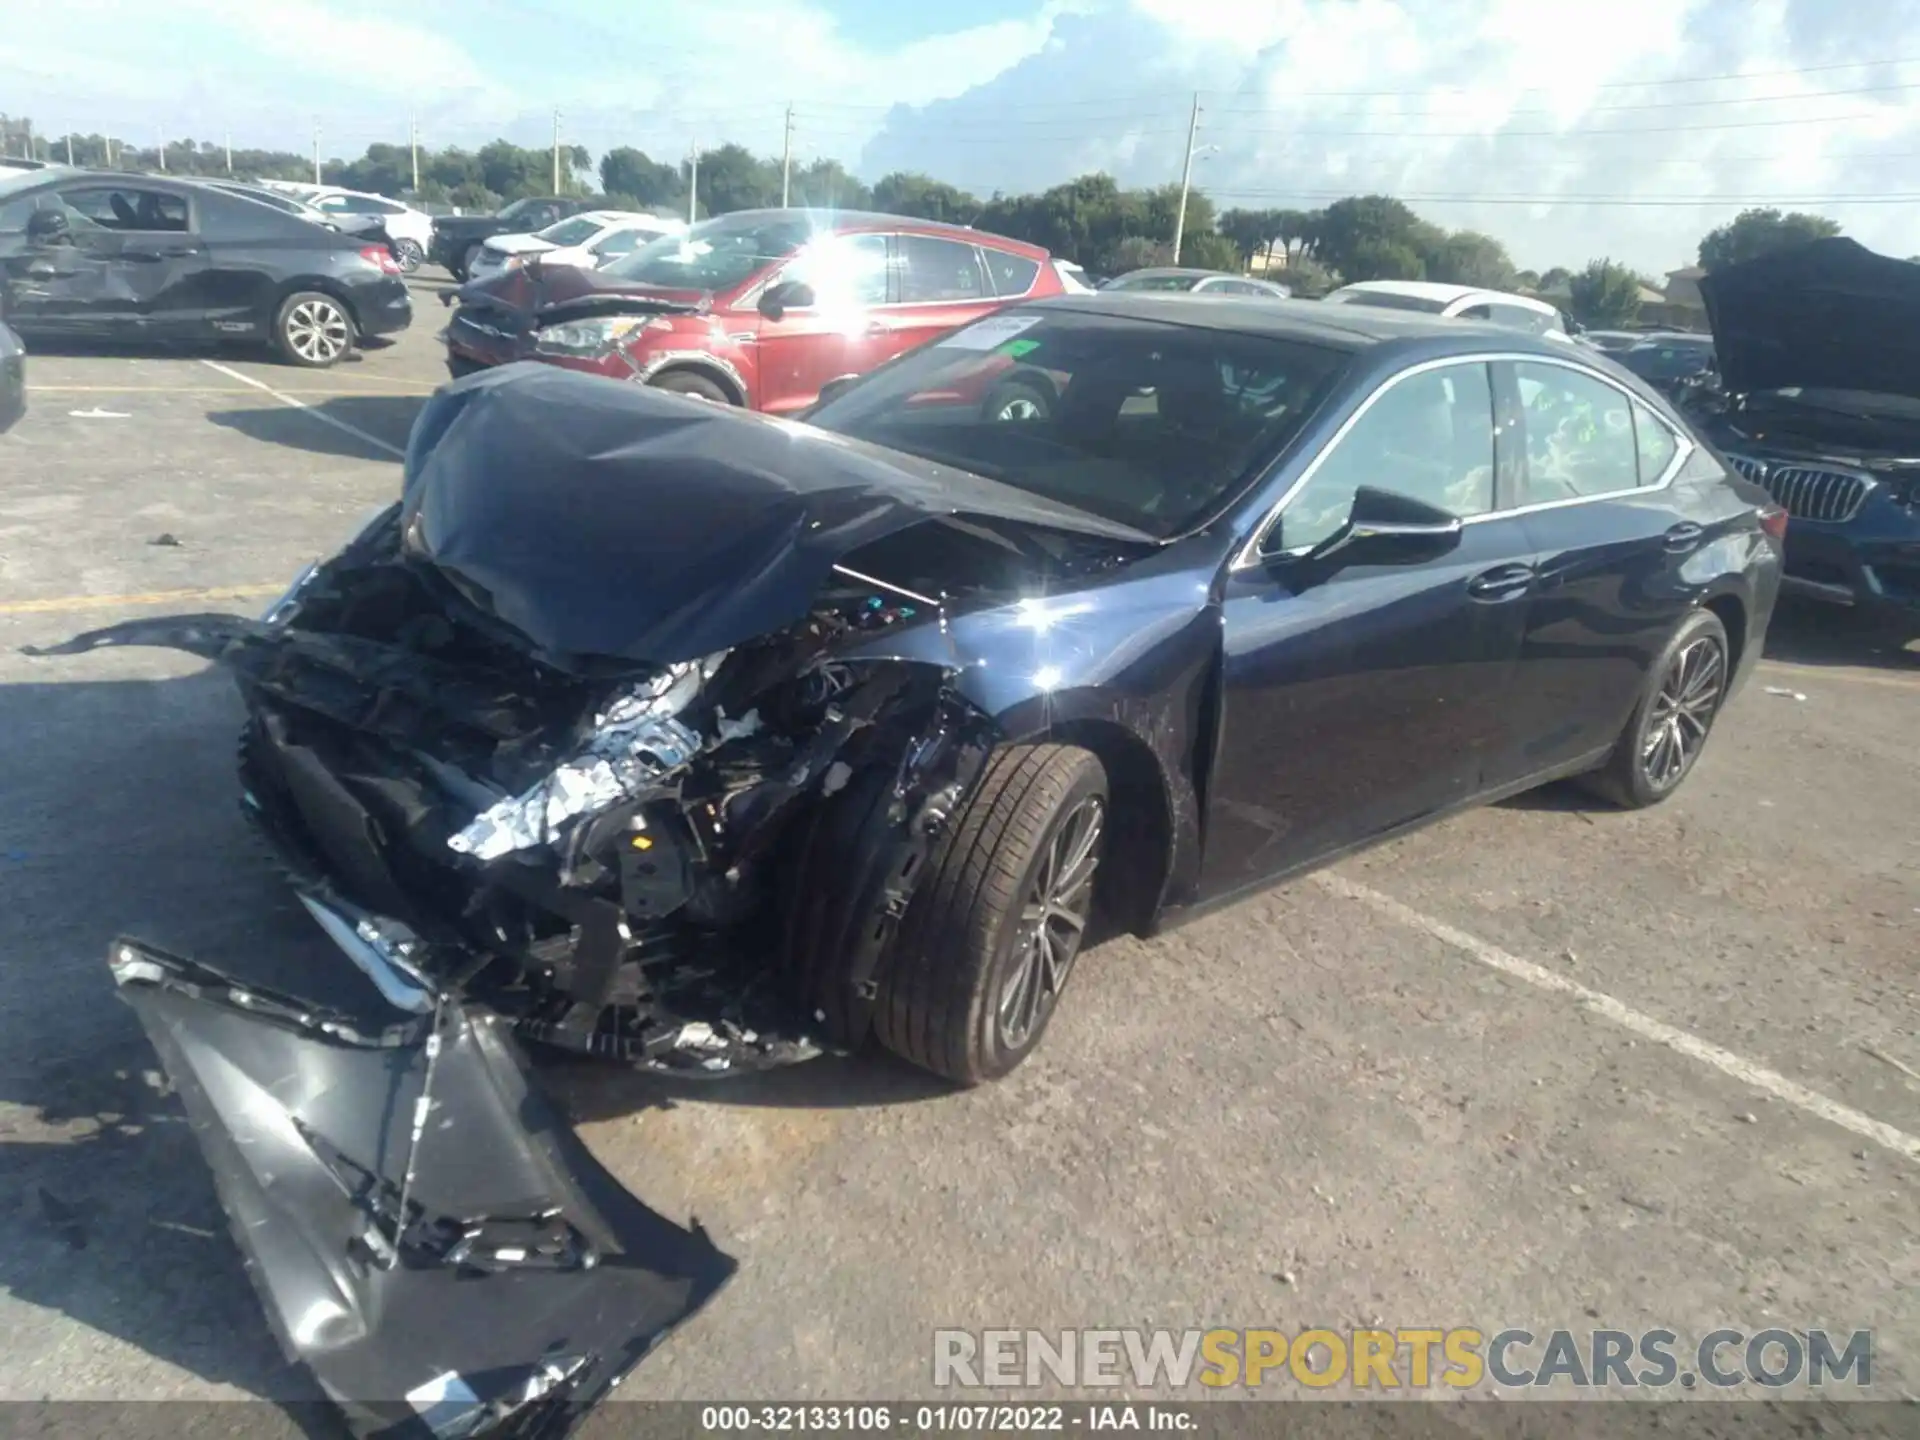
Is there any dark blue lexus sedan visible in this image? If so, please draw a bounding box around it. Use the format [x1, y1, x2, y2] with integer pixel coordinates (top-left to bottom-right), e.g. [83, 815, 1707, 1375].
[31, 294, 1786, 1432]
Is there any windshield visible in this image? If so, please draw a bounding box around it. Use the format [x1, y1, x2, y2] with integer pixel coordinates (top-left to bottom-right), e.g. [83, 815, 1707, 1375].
[537, 215, 604, 246]
[601, 211, 811, 291]
[1323, 289, 1449, 314]
[497, 197, 546, 223]
[1620, 343, 1715, 379]
[1106, 273, 1201, 292]
[803, 310, 1350, 539]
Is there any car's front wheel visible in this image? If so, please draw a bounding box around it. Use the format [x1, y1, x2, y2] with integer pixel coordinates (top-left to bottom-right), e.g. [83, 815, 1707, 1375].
[1581, 607, 1731, 808]
[874, 744, 1108, 1084]
[272, 291, 355, 368]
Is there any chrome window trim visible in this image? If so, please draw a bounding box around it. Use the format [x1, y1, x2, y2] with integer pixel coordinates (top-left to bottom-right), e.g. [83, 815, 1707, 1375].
[1231, 350, 1695, 572]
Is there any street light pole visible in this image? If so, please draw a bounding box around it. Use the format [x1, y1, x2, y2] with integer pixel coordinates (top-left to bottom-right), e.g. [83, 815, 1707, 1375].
[688, 141, 699, 224]
[781, 103, 794, 208]
[1171, 92, 1201, 265]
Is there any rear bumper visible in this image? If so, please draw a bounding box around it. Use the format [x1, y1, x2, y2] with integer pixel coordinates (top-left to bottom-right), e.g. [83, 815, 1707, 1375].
[0, 323, 23, 432]
[351, 276, 414, 338]
[109, 937, 733, 1438]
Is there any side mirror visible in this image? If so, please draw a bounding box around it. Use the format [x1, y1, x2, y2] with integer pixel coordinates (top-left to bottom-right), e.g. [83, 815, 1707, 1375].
[814, 375, 857, 408]
[1268, 485, 1463, 572]
[759, 280, 815, 321]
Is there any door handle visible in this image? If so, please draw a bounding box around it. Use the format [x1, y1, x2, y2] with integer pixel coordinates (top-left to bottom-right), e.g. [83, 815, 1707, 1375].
[1663, 522, 1704, 553]
[1465, 562, 1535, 601]
[864, 319, 893, 335]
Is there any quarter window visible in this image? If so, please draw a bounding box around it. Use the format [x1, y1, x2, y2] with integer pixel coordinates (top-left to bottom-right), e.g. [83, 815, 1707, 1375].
[1632, 400, 1679, 484]
[897, 234, 988, 302]
[1278, 363, 1497, 551]
[982, 249, 1040, 297]
[1514, 362, 1639, 503]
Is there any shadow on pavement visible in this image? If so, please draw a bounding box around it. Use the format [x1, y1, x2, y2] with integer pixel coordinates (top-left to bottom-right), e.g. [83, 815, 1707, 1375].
[207, 395, 426, 462]
[1760, 597, 1919, 672]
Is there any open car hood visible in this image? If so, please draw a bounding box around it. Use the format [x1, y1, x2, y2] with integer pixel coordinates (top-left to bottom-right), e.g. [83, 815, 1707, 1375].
[1700, 237, 1920, 401]
[400, 362, 1156, 667]
[110, 938, 732, 1439]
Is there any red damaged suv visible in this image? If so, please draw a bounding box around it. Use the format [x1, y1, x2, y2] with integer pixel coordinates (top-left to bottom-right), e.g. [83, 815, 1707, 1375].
[441, 207, 1064, 415]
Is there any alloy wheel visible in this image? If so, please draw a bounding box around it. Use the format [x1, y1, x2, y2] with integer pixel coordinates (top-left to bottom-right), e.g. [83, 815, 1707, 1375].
[1640, 635, 1726, 789]
[993, 395, 1042, 421]
[998, 795, 1105, 1048]
[285, 299, 350, 365]
[393, 239, 423, 274]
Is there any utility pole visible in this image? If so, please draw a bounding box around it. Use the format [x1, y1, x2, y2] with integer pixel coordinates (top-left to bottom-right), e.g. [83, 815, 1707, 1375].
[106, 134, 116, 168]
[551, 108, 562, 193]
[1171, 92, 1201, 265]
[410, 111, 420, 192]
[312, 117, 321, 185]
[65, 131, 75, 166]
[687, 141, 698, 224]
[224, 129, 232, 173]
[781, 103, 794, 207]
[157, 126, 166, 173]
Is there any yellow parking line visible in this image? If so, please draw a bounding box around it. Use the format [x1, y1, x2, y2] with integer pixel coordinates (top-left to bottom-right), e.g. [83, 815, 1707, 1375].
[0, 584, 282, 616]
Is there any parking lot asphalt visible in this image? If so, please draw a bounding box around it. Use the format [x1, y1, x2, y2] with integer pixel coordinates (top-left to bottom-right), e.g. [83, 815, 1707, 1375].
[0, 295, 1915, 1421]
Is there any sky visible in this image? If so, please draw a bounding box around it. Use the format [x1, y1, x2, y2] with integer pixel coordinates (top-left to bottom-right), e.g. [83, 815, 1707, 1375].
[3, 0, 1918, 273]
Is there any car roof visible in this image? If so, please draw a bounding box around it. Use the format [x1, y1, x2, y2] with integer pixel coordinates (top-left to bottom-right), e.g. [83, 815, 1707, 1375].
[712, 206, 1049, 260]
[1019, 290, 1587, 359]
[1332, 279, 1559, 315]
[1118, 267, 1234, 280]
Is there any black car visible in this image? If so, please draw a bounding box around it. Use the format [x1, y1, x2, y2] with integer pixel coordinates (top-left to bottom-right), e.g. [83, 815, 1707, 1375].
[1617, 334, 1718, 399]
[430, 195, 598, 280]
[33, 295, 1782, 1436]
[0, 169, 412, 367]
[1696, 237, 1920, 632]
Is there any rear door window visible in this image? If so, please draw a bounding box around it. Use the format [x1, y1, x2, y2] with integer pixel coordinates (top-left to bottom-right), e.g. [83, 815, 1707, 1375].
[60, 185, 191, 233]
[897, 234, 989, 303]
[1514, 362, 1640, 502]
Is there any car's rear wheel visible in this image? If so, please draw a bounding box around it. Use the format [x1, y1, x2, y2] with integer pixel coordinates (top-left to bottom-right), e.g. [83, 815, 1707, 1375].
[392, 238, 424, 274]
[1580, 607, 1730, 808]
[272, 291, 355, 368]
[651, 370, 732, 404]
[458, 242, 485, 282]
[873, 744, 1108, 1085]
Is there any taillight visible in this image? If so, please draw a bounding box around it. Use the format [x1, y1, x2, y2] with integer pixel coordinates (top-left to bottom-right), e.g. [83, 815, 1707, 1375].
[1758, 504, 1788, 542]
[358, 244, 401, 276]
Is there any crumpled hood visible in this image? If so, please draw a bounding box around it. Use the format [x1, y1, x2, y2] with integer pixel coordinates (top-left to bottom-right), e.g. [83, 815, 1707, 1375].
[401, 363, 1155, 666]
[450, 262, 709, 324]
[1700, 237, 1920, 401]
[484, 232, 555, 257]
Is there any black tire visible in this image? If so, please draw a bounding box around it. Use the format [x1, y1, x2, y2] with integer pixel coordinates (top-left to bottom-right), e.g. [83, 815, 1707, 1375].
[459, 242, 485, 282]
[392, 238, 424, 274]
[272, 290, 355, 368]
[1579, 607, 1731, 809]
[874, 744, 1109, 1085]
[982, 374, 1054, 423]
[651, 369, 732, 404]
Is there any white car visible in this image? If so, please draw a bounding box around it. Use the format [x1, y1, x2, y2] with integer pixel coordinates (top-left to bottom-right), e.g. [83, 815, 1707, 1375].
[1322, 280, 1572, 339]
[466, 210, 685, 282]
[302, 188, 435, 272]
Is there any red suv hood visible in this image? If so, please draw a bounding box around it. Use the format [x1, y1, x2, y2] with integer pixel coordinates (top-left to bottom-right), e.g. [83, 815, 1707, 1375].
[451, 262, 713, 325]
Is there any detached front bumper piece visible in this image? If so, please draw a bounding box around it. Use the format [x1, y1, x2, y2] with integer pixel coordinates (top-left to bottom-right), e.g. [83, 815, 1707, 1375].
[110, 939, 734, 1440]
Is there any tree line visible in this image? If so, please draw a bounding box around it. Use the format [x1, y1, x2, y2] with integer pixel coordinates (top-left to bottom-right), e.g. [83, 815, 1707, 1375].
[1, 116, 1855, 326]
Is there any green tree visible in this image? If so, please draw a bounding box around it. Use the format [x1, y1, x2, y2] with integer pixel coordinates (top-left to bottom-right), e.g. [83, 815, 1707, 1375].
[1567, 258, 1643, 326]
[1108, 236, 1171, 273]
[871, 172, 981, 224]
[1218, 208, 1272, 265]
[1269, 255, 1340, 297]
[1697, 207, 1842, 270]
[789, 158, 871, 210]
[600, 147, 682, 208]
[1312, 195, 1434, 281]
[1181, 231, 1243, 272]
[1538, 266, 1572, 291]
[697, 143, 781, 214]
[1426, 230, 1517, 289]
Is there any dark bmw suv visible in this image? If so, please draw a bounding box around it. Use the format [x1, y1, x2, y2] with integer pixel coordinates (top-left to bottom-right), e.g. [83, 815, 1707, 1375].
[1696, 238, 1920, 633]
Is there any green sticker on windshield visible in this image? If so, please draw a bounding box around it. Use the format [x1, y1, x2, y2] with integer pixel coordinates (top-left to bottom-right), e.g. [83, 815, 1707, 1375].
[999, 338, 1041, 357]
